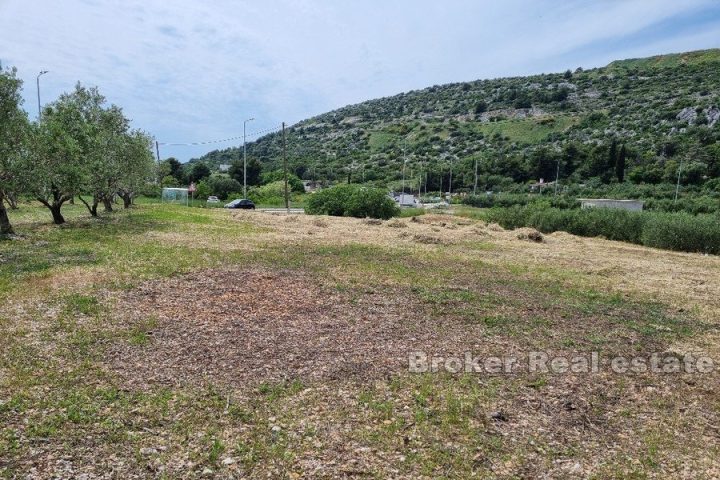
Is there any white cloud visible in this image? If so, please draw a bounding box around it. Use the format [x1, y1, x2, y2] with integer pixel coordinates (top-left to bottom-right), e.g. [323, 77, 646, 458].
[1, 0, 718, 160]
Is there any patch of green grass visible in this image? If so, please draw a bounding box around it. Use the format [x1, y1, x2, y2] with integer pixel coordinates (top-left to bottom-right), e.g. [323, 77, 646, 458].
[416, 286, 478, 305]
[63, 294, 103, 316]
[465, 115, 578, 145]
[397, 208, 427, 218]
[368, 131, 396, 151]
[208, 437, 226, 464]
[257, 380, 305, 402]
[127, 316, 158, 346]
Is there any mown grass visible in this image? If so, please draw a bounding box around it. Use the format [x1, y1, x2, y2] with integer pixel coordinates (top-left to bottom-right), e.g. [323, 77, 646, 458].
[0, 201, 716, 478]
[475, 204, 720, 255]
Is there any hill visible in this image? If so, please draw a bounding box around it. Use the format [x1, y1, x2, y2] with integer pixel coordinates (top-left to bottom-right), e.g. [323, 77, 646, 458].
[192, 49, 720, 192]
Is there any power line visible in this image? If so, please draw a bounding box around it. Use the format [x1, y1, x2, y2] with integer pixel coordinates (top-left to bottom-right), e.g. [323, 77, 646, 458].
[157, 124, 283, 147]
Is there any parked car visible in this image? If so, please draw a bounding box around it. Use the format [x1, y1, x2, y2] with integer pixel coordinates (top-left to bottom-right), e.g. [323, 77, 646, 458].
[206, 196, 220, 204]
[224, 198, 255, 209]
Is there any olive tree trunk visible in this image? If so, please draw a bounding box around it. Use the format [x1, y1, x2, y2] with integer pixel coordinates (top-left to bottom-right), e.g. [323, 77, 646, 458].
[0, 192, 14, 235]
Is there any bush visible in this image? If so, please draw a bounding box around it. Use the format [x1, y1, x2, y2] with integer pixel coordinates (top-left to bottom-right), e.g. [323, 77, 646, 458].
[463, 193, 580, 210]
[208, 176, 242, 200]
[346, 186, 400, 219]
[137, 182, 161, 198]
[488, 206, 646, 243]
[248, 181, 292, 206]
[642, 212, 720, 254]
[486, 205, 719, 254]
[261, 170, 305, 193]
[307, 184, 399, 219]
[195, 180, 211, 200]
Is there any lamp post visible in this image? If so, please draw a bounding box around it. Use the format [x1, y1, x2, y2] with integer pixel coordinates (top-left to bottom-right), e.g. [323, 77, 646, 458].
[36, 70, 48, 119]
[243, 117, 254, 198]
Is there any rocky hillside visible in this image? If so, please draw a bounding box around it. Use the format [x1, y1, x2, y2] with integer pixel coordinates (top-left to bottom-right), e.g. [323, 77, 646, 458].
[193, 49, 720, 191]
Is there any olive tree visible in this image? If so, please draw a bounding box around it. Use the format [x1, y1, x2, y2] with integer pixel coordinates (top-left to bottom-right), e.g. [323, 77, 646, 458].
[28, 84, 95, 224]
[78, 101, 130, 216]
[116, 130, 155, 208]
[0, 67, 29, 235]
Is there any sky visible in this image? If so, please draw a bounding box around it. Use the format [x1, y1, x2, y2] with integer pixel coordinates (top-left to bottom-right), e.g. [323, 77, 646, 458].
[2, 0, 720, 162]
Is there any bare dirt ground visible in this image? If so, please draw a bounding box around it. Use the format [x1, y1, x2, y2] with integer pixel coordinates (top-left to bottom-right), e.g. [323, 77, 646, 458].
[107, 268, 440, 388]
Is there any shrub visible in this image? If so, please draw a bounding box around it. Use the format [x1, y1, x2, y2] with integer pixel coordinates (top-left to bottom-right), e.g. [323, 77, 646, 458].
[248, 181, 291, 206]
[463, 193, 580, 210]
[486, 205, 719, 254]
[307, 184, 355, 216]
[208, 176, 243, 200]
[195, 180, 211, 200]
[261, 170, 305, 193]
[484, 205, 532, 229]
[642, 212, 720, 254]
[306, 184, 399, 219]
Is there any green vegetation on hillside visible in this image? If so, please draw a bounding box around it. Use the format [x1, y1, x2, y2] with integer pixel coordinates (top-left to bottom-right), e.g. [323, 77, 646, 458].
[193, 48, 720, 195]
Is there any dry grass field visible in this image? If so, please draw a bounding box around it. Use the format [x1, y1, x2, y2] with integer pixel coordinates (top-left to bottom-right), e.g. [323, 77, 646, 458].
[1, 203, 719, 479]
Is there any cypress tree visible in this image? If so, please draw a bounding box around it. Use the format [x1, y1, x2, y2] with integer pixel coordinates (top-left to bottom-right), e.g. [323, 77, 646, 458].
[608, 139, 618, 170]
[616, 145, 626, 182]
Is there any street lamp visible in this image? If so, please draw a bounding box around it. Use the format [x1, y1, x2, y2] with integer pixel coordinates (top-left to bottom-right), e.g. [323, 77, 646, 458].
[243, 117, 254, 198]
[36, 70, 48, 119]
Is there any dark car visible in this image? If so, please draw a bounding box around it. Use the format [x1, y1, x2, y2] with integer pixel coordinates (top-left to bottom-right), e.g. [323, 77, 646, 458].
[224, 198, 255, 209]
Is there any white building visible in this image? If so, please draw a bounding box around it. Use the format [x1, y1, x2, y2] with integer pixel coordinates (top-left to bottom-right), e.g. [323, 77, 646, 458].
[579, 199, 644, 212]
[393, 193, 419, 207]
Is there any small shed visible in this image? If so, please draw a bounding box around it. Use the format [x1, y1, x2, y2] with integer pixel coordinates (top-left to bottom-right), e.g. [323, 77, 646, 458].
[393, 193, 419, 207]
[579, 199, 644, 212]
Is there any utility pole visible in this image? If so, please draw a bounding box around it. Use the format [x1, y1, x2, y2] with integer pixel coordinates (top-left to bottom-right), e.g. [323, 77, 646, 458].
[417, 166, 422, 198]
[438, 165, 443, 201]
[401, 142, 407, 196]
[36, 70, 48, 119]
[155, 141, 161, 162]
[282, 122, 289, 211]
[448, 157, 454, 199]
[674, 158, 683, 203]
[243, 117, 254, 199]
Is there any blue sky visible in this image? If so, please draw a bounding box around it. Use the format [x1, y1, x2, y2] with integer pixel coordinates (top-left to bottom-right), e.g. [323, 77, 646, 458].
[2, 0, 719, 161]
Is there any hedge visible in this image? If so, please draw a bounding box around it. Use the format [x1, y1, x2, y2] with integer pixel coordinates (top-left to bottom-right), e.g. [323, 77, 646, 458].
[484, 206, 720, 254]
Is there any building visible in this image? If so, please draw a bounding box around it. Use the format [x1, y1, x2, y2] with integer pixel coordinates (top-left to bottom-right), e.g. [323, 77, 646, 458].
[218, 164, 231, 173]
[392, 193, 419, 207]
[579, 199, 644, 211]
